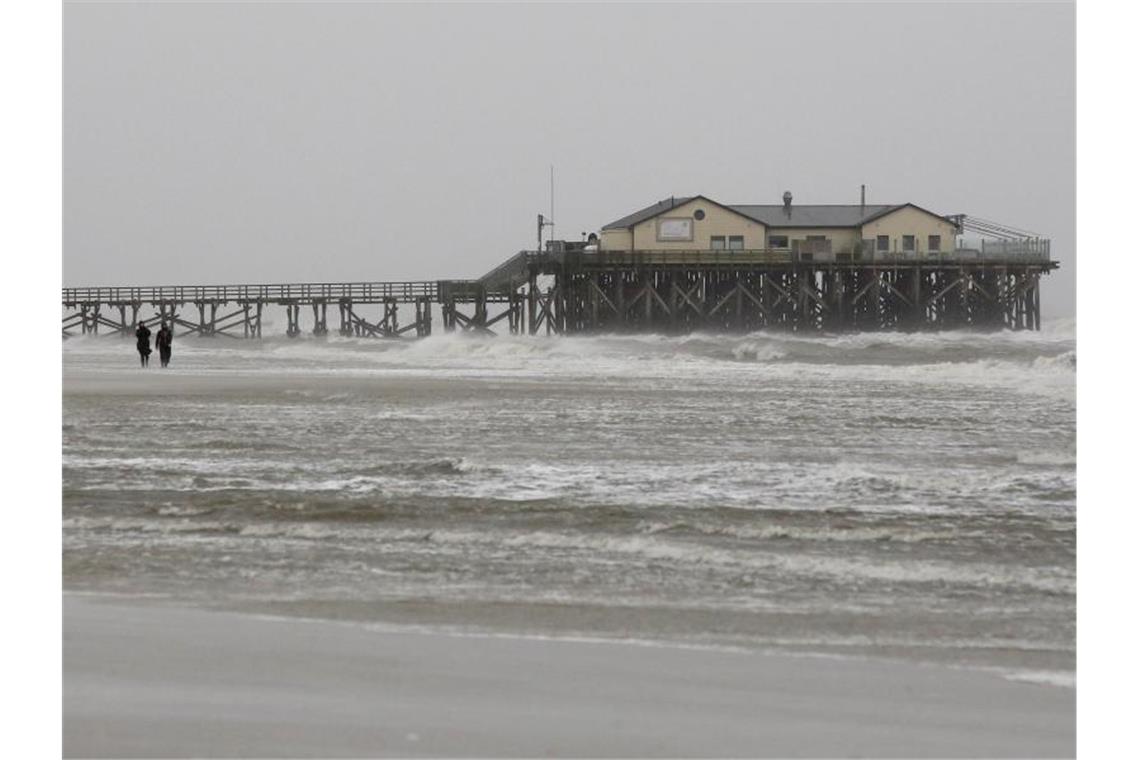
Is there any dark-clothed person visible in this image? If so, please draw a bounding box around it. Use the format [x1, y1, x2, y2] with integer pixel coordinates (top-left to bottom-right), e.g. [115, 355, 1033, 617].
[155, 324, 173, 368]
[135, 323, 152, 367]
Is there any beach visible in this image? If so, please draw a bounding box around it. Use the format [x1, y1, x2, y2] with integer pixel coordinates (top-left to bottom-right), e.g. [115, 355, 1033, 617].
[64, 594, 1074, 758]
[63, 328, 1076, 755]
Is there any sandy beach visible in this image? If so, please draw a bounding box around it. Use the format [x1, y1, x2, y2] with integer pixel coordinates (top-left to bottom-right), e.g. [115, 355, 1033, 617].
[63, 594, 1074, 758]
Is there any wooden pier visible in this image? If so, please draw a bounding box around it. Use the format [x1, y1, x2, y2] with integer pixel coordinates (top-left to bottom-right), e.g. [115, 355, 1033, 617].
[62, 248, 1058, 338]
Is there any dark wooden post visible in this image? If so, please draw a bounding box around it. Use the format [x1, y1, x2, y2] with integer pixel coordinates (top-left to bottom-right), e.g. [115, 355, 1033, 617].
[312, 302, 328, 336]
[286, 303, 301, 337]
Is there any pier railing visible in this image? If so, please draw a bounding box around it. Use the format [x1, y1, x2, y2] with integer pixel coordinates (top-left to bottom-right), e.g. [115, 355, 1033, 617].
[62, 281, 438, 306]
[976, 238, 1051, 258]
[562, 250, 792, 266]
[545, 244, 1052, 266]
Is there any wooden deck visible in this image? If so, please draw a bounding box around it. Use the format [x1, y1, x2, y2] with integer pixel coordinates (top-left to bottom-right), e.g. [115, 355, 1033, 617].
[62, 249, 1059, 338]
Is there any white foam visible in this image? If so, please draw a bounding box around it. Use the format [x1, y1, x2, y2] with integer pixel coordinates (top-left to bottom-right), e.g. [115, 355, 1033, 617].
[1000, 669, 1076, 689]
[64, 324, 1078, 400]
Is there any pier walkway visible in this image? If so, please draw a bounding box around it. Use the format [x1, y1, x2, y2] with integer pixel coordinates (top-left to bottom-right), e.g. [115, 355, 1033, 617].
[63, 246, 1058, 338]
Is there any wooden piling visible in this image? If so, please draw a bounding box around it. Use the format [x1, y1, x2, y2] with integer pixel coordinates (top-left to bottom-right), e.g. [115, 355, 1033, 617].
[61, 256, 1057, 341]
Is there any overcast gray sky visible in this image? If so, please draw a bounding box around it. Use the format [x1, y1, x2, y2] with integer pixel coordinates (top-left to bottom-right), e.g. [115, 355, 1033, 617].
[64, 1, 1074, 317]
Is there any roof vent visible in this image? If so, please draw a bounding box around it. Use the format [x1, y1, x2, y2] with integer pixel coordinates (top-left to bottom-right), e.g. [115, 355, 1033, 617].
[782, 191, 793, 216]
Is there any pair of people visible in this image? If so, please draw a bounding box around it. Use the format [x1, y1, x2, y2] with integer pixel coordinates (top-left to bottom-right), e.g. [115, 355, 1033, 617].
[136, 322, 173, 368]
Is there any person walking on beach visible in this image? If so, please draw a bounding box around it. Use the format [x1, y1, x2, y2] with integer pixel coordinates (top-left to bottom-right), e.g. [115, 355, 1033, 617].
[135, 321, 152, 368]
[155, 323, 173, 368]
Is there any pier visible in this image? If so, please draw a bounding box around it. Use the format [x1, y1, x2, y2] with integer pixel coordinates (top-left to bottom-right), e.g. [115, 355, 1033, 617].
[62, 245, 1057, 338]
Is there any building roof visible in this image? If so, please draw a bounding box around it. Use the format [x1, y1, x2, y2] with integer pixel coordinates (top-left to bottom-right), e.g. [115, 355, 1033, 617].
[729, 204, 899, 228]
[601, 197, 696, 230]
[601, 197, 956, 231]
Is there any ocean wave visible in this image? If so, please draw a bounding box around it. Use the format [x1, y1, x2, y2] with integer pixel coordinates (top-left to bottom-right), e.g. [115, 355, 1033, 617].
[116, 520, 1067, 595]
[356, 457, 480, 477]
[64, 452, 1075, 519]
[64, 509, 1073, 595]
[638, 520, 966, 545]
[1032, 350, 1076, 372]
[366, 329, 1079, 375]
[66, 324, 1075, 373]
[64, 515, 242, 536]
[1015, 450, 1076, 467]
[998, 669, 1076, 688]
[729, 341, 789, 362]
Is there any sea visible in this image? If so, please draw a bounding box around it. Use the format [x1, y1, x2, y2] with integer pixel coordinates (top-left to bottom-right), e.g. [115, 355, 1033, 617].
[62, 321, 1076, 687]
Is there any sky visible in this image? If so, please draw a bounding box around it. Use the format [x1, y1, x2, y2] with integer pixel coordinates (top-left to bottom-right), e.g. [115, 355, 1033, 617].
[64, 1, 1075, 317]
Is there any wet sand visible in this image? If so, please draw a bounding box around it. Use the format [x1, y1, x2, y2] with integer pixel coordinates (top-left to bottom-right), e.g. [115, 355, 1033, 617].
[63, 594, 1074, 758]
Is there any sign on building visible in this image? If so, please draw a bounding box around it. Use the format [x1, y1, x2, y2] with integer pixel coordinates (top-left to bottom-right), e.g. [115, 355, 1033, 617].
[656, 217, 694, 242]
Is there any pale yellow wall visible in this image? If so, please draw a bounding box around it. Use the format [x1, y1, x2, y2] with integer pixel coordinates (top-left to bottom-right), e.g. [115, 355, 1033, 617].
[764, 227, 861, 253]
[599, 228, 633, 251]
[602, 200, 957, 253]
[860, 206, 959, 255]
[617, 198, 767, 250]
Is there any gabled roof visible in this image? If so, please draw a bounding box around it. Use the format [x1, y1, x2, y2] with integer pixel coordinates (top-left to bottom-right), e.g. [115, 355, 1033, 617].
[856, 202, 956, 227]
[601, 197, 695, 230]
[602, 196, 958, 231]
[601, 195, 749, 230]
[730, 204, 899, 228]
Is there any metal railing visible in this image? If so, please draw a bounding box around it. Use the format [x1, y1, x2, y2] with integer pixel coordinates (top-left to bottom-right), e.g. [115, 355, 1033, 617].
[863, 237, 1050, 261]
[557, 249, 794, 266]
[62, 281, 438, 305]
[543, 245, 1053, 266]
[978, 238, 1051, 258]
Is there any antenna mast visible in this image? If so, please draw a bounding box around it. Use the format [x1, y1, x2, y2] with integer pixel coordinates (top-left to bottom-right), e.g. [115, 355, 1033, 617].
[537, 166, 555, 252]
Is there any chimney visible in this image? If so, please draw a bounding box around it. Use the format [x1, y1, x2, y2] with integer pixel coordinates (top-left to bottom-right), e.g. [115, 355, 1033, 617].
[860, 184, 866, 215]
[782, 191, 793, 217]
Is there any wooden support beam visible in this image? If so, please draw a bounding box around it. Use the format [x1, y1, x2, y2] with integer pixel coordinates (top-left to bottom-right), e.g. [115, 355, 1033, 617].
[588, 278, 619, 314]
[738, 282, 767, 313]
[800, 280, 830, 310]
[852, 275, 878, 305]
[927, 277, 965, 307]
[706, 286, 732, 317]
[647, 284, 671, 315]
[882, 280, 912, 308]
[672, 281, 704, 316]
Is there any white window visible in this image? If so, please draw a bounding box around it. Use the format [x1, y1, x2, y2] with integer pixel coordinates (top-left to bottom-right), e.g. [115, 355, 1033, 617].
[902, 235, 916, 252]
[876, 235, 890, 251]
[928, 235, 941, 252]
[710, 236, 726, 250]
[728, 236, 744, 250]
